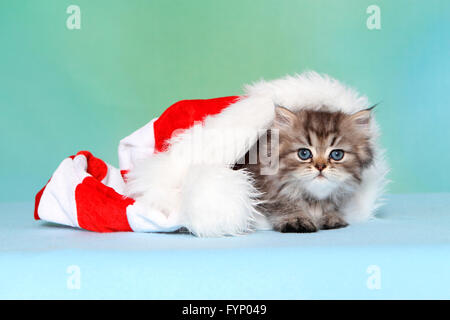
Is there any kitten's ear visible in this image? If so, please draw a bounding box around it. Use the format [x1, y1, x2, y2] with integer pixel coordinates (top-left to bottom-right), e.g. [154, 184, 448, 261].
[273, 106, 297, 129]
[349, 107, 373, 127]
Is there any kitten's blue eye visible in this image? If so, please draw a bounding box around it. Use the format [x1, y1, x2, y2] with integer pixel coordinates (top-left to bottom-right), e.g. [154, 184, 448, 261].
[330, 149, 344, 161]
[297, 148, 312, 160]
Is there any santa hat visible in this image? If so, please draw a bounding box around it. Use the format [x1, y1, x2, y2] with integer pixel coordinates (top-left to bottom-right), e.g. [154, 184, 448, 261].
[34, 72, 388, 236]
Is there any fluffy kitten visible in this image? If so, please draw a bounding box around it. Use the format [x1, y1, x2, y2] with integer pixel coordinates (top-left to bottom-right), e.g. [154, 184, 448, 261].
[237, 106, 374, 233]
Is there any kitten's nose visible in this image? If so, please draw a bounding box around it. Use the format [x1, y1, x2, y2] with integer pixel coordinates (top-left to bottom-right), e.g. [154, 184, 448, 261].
[315, 163, 327, 171]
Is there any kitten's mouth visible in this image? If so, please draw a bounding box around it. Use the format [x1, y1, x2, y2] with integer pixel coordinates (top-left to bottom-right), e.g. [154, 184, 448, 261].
[315, 173, 327, 180]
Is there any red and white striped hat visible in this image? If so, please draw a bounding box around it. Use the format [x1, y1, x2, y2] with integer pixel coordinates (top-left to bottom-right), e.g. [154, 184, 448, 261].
[34, 96, 241, 233]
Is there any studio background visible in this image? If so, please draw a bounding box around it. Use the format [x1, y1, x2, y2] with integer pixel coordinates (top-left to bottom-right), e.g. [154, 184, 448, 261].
[1, 0, 449, 202]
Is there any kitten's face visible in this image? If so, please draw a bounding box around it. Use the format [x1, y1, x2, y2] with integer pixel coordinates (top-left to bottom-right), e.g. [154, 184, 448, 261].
[274, 107, 374, 200]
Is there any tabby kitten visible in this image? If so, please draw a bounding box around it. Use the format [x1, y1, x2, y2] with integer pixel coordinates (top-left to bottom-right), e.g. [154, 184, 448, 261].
[240, 106, 374, 233]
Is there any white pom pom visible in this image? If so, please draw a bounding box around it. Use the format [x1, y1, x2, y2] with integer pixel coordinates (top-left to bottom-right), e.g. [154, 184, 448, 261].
[181, 165, 260, 237]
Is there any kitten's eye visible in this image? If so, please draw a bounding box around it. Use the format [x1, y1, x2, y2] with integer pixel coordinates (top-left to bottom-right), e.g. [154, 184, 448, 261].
[297, 148, 312, 160]
[330, 149, 344, 161]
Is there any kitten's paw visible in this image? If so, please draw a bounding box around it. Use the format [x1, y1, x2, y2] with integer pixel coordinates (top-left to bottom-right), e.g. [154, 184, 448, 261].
[275, 216, 318, 233]
[320, 214, 348, 230]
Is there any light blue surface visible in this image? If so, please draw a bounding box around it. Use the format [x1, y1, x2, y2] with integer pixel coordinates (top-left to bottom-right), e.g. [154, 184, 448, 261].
[0, 193, 449, 299]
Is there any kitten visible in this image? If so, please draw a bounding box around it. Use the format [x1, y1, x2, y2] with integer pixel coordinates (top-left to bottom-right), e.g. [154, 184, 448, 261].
[236, 106, 374, 233]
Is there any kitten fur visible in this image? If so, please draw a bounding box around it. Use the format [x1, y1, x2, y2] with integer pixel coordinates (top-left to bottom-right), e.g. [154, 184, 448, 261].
[237, 107, 375, 232]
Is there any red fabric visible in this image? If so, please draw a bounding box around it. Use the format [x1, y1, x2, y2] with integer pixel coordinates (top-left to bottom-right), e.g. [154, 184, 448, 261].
[153, 96, 239, 152]
[75, 177, 134, 232]
[75, 151, 108, 181]
[120, 170, 129, 181]
[34, 182, 49, 220]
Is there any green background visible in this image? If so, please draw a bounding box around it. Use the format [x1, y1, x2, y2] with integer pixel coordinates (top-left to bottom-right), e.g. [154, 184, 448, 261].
[1, 0, 449, 202]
